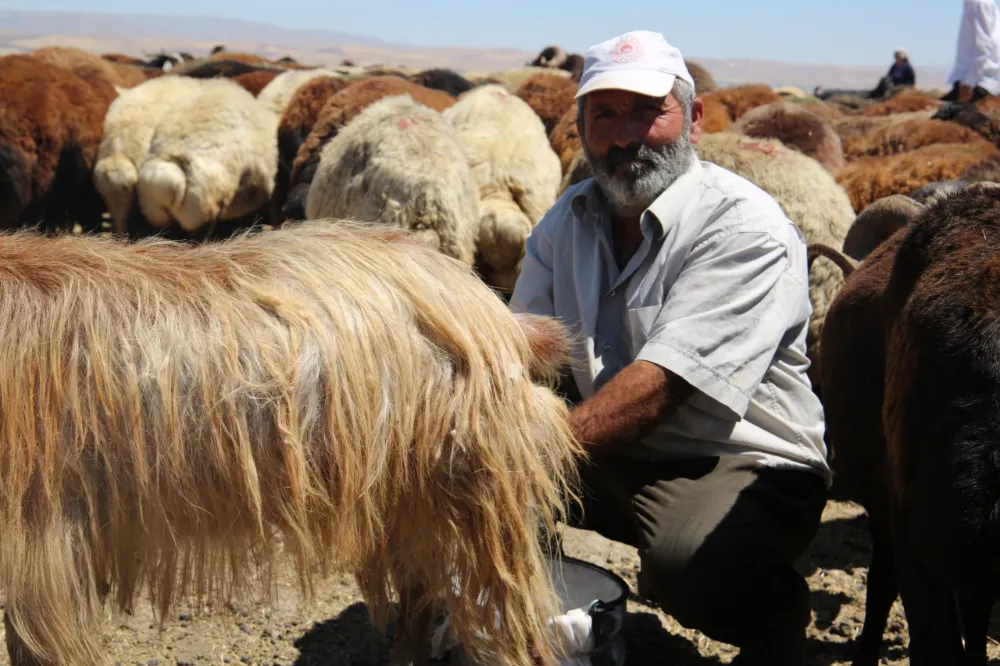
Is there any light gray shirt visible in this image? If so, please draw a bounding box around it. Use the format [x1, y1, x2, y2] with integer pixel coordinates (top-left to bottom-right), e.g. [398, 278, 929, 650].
[510, 155, 831, 483]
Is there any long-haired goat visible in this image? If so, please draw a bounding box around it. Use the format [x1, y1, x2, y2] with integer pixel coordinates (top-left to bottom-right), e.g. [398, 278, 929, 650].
[0, 219, 583, 666]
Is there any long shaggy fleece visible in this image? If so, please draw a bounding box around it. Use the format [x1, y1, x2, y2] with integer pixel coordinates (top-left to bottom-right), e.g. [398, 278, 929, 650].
[257, 69, 341, 118]
[836, 142, 1000, 212]
[0, 54, 117, 230]
[305, 95, 480, 266]
[30, 46, 147, 89]
[93, 75, 205, 234]
[0, 220, 582, 666]
[137, 77, 279, 233]
[730, 101, 845, 172]
[444, 85, 562, 290]
[842, 118, 991, 160]
[695, 133, 854, 389]
[514, 74, 579, 135]
[286, 76, 456, 220]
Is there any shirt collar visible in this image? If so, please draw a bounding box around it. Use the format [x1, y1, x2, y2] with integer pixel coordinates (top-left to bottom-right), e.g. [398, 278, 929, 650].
[570, 150, 704, 239]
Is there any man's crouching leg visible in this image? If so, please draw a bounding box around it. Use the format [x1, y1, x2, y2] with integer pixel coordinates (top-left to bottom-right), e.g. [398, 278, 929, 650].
[632, 456, 826, 666]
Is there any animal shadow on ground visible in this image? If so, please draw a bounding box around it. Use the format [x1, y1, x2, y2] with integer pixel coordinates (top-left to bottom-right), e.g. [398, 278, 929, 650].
[292, 602, 392, 666]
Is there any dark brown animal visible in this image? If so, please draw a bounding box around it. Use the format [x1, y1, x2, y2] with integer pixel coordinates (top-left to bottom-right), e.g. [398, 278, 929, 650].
[702, 84, 782, 122]
[880, 183, 1000, 665]
[843, 194, 925, 261]
[548, 105, 582, 176]
[284, 76, 455, 220]
[410, 68, 472, 97]
[0, 54, 117, 230]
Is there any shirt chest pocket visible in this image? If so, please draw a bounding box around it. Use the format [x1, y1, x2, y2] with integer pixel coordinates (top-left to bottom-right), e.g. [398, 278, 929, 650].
[626, 305, 662, 356]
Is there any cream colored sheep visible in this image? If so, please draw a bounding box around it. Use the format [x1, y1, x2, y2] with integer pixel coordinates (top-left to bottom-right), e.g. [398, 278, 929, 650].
[256, 68, 342, 117]
[305, 94, 479, 266]
[694, 133, 855, 390]
[93, 75, 203, 233]
[444, 84, 561, 291]
[136, 77, 279, 234]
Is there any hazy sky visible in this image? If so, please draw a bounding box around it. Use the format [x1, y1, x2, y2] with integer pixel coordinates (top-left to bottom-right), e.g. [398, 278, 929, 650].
[0, 0, 974, 67]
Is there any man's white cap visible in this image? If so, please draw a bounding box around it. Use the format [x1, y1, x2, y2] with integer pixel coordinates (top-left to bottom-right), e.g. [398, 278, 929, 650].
[575, 30, 695, 100]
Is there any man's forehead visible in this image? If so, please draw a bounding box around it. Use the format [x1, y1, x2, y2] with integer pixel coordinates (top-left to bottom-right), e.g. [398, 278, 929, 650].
[584, 89, 669, 108]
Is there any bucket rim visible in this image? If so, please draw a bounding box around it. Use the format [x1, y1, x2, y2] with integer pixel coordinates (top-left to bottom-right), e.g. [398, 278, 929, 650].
[548, 555, 631, 609]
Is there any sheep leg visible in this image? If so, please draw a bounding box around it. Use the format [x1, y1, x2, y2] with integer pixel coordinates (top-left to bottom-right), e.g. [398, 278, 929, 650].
[851, 518, 897, 666]
[956, 588, 992, 666]
[4, 612, 49, 666]
[389, 584, 433, 666]
[890, 502, 964, 665]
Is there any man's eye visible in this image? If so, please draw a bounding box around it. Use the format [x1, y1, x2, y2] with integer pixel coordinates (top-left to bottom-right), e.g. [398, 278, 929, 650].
[596, 110, 616, 120]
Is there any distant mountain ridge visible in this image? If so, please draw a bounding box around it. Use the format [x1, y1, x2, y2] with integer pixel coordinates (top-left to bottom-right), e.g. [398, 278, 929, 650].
[0, 8, 951, 89]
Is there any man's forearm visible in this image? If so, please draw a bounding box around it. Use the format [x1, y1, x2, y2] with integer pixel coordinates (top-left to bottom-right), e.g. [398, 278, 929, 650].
[569, 360, 694, 457]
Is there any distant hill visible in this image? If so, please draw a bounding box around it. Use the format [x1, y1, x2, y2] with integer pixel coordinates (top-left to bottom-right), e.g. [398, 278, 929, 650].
[0, 9, 952, 89]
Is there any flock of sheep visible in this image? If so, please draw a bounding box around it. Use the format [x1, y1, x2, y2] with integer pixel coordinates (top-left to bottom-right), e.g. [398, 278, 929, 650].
[6, 38, 1000, 666]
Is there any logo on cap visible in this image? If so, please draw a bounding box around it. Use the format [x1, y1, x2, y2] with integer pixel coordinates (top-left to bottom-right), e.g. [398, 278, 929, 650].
[610, 35, 644, 63]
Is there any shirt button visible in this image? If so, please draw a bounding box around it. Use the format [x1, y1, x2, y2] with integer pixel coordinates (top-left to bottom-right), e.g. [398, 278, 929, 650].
[610, 290, 617, 297]
[604, 344, 611, 351]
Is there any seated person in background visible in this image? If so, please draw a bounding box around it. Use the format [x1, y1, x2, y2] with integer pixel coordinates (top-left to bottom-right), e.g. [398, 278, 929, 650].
[512, 29, 830, 666]
[816, 48, 916, 100]
[943, 0, 1000, 102]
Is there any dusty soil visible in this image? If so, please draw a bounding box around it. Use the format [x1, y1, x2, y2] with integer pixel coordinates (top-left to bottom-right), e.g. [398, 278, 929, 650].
[1, 500, 997, 665]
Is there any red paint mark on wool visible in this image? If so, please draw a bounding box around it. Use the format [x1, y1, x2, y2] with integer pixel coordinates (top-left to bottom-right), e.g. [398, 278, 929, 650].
[740, 140, 778, 158]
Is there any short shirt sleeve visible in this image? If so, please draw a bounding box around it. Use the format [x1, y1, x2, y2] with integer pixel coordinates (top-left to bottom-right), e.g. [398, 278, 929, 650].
[635, 229, 794, 420]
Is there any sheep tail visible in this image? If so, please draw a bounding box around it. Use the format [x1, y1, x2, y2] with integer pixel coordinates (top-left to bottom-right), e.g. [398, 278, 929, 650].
[808, 243, 856, 278]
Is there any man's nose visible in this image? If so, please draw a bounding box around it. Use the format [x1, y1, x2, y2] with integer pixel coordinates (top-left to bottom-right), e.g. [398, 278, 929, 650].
[612, 118, 646, 148]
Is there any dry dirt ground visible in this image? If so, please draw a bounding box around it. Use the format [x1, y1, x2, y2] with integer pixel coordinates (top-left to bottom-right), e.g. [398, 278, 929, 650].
[2, 500, 998, 666]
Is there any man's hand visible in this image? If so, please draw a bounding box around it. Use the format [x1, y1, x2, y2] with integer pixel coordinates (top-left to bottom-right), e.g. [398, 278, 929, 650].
[569, 360, 694, 457]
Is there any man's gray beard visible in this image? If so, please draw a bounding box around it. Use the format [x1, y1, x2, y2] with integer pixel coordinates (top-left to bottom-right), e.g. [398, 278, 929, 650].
[585, 133, 694, 218]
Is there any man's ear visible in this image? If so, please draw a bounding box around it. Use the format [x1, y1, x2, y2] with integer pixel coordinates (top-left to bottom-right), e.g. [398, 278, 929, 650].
[690, 97, 705, 144]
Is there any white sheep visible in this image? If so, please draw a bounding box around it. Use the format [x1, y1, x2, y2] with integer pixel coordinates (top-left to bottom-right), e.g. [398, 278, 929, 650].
[136, 77, 278, 233]
[443, 84, 561, 291]
[305, 94, 479, 266]
[93, 75, 203, 233]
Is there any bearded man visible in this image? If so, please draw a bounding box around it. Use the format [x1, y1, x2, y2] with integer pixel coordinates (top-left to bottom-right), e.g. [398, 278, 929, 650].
[511, 31, 831, 665]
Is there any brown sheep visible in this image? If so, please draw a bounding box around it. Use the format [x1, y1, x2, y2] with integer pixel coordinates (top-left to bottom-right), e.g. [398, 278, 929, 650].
[730, 101, 845, 172]
[101, 53, 143, 65]
[231, 70, 280, 97]
[879, 183, 1000, 664]
[548, 105, 582, 176]
[961, 154, 1000, 182]
[685, 59, 717, 94]
[833, 115, 892, 147]
[842, 118, 992, 160]
[835, 142, 1000, 211]
[0, 54, 117, 231]
[208, 50, 271, 65]
[842, 194, 925, 261]
[514, 73, 578, 135]
[30, 45, 147, 89]
[703, 84, 782, 122]
[819, 218, 916, 666]
[798, 99, 845, 123]
[700, 94, 732, 133]
[858, 89, 940, 117]
[283, 76, 455, 221]
[273, 76, 351, 220]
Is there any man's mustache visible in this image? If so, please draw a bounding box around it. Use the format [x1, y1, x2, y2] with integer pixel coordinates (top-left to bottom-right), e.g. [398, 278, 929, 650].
[605, 143, 657, 173]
